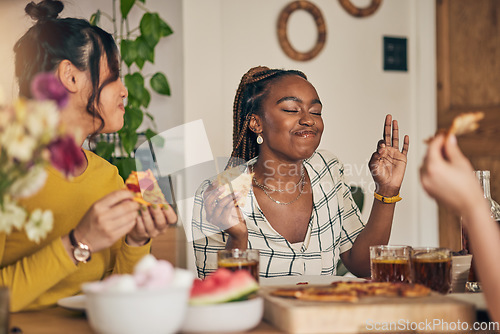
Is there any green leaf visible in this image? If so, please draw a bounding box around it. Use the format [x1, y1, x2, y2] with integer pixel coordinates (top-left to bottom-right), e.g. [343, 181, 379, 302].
[140, 13, 162, 47]
[138, 0, 145, 3]
[124, 105, 143, 131]
[135, 57, 145, 70]
[90, 10, 101, 26]
[113, 157, 137, 180]
[120, 39, 137, 68]
[120, 0, 135, 19]
[159, 18, 174, 37]
[124, 72, 145, 103]
[142, 88, 151, 108]
[119, 129, 138, 155]
[135, 36, 152, 68]
[95, 141, 115, 161]
[150, 72, 170, 96]
[145, 112, 155, 122]
[145, 129, 165, 148]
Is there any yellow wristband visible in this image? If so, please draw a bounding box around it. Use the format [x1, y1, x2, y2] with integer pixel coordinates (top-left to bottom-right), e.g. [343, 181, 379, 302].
[374, 192, 402, 204]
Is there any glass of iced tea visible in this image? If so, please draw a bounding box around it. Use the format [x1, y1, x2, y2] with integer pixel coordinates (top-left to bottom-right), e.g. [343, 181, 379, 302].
[370, 245, 412, 283]
[217, 249, 260, 282]
[411, 247, 452, 294]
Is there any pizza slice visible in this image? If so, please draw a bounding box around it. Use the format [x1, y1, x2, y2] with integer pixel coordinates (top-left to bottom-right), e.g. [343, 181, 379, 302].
[448, 111, 484, 136]
[425, 111, 484, 143]
[125, 169, 169, 207]
[216, 167, 254, 207]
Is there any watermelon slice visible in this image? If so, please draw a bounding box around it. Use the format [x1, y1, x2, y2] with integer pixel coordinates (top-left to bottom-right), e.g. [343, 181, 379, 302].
[189, 268, 259, 305]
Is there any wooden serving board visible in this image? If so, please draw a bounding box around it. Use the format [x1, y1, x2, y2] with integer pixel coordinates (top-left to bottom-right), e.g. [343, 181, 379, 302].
[261, 285, 476, 334]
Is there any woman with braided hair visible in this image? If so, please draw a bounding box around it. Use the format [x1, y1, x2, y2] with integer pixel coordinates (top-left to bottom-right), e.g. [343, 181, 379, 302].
[192, 66, 409, 279]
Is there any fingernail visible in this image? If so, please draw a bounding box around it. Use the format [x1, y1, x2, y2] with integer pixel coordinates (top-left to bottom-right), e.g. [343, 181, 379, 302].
[152, 204, 158, 209]
[448, 134, 457, 145]
[141, 205, 147, 211]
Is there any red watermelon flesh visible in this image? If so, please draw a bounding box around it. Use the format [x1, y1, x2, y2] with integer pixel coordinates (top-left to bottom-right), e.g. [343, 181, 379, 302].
[189, 268, 259, 305]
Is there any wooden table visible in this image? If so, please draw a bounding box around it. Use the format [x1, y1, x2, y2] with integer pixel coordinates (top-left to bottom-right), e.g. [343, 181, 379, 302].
[10, 307, 281, 334]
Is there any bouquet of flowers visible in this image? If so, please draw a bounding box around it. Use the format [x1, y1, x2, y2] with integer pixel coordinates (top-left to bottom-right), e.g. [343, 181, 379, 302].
[0, 73, 85, 243]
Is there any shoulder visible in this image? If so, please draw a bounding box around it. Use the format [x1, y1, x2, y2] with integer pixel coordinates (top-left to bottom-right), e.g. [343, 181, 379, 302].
[84, 149, 123, 184]
[306, 150, 343, 171]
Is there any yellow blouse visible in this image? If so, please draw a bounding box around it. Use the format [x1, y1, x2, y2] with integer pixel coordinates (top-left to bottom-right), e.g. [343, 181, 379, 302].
[0, 149, 150, 311]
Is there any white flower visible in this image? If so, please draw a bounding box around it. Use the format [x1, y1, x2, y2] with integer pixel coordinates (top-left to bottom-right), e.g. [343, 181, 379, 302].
[25, 100, 59, 140]
[9, 166, 47, 199]
[0, 196, 28, 234]
[1, 123, 37, 162]
[24, 209, 53, 243]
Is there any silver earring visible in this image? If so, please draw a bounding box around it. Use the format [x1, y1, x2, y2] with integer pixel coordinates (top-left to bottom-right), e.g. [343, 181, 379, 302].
[256, 134, 263, 145]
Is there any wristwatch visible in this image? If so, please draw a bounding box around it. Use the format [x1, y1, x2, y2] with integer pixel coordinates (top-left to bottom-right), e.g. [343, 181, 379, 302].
[69, 229, 91, 263]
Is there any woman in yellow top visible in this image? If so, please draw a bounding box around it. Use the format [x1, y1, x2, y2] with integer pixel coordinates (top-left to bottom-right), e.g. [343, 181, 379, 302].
[1, 0, 177, 311]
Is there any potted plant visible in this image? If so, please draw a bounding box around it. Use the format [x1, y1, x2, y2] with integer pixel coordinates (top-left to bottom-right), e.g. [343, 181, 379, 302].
[90, 0, 172, 179]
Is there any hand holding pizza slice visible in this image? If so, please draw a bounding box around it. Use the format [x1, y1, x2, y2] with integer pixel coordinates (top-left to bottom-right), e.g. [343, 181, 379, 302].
[125, 169, 170, 208]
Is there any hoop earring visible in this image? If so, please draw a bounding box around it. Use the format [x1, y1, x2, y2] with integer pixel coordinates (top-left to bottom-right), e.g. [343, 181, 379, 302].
[256, 134, 264, 145]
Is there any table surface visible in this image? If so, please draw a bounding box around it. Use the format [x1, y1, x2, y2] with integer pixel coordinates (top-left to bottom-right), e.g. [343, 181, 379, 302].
[10, 307, 281, 334]
[9, 276, 495, 334]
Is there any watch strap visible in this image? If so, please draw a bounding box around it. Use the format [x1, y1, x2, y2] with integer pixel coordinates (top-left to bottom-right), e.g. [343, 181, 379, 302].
[373, 192, 402, 204]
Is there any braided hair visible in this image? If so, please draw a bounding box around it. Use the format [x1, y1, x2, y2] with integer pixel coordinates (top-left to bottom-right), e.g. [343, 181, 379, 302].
[13, 0, 120, 139]
[227, 66, 307, 167]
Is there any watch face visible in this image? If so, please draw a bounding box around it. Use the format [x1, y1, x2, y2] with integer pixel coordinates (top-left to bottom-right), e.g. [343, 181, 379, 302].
[74, 246, 90, 262]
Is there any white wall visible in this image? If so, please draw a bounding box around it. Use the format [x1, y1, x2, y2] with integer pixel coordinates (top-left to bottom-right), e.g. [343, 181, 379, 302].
[182, 0, 439, 271]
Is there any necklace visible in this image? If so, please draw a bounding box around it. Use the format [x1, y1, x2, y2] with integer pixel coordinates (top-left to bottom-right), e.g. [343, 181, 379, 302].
[250, 164, 305, 193]
[250, 164, 307, 205]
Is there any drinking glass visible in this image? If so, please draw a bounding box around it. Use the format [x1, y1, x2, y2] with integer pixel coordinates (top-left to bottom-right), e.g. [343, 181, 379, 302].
[370, 245, 412, 283]
[217, 249, 260, 282]
[411, 247, 452, 294]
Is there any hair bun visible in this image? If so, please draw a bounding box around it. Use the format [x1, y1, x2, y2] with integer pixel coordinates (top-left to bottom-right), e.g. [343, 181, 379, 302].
[25, 0, 64, 22]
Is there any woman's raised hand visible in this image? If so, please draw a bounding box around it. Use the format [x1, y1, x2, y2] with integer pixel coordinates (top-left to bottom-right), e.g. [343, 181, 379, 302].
[369, 114, 410, 196]
[420, 133, 481, 215]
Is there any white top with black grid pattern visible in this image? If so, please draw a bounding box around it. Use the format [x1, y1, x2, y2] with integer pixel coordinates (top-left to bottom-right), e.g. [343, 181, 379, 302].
[191, 150, 365, 279]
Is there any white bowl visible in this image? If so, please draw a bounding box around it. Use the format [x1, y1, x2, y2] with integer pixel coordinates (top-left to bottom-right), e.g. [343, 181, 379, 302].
[181, 297, 264, 333]
[82, 270, 193, 334]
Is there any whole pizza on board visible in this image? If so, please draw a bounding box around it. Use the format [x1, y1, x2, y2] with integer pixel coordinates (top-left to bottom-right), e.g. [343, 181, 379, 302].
[270, 281, 431, 302]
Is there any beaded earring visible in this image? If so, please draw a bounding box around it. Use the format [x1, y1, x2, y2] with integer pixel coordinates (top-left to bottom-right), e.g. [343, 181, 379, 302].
[256, 134, 263, 145]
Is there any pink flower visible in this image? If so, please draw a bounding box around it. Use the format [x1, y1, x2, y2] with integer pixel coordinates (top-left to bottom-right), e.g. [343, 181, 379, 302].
[48, 136, 85, 177]
[30, 72, 69, 109]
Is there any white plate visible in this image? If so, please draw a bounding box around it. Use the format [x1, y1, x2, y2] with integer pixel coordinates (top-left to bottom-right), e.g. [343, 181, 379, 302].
[446, 292, 487, 311]
[57, 295, 86, 312]
[181, 297, 263, 333]
[259, 275, 364, 287]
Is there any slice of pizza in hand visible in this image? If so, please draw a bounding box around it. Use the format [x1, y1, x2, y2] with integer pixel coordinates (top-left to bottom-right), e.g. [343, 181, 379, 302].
[425, 111, 485, 143]
[215, 167, 254, 207]
[448, 111, 484, 136]
[125, 169, 169, 208]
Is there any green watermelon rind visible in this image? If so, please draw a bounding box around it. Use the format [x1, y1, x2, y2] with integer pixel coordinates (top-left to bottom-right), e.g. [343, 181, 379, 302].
[189, 281, 259, 306]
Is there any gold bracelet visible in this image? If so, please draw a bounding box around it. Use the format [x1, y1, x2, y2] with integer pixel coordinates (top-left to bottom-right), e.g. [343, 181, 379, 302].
[374, 192, 402, 204]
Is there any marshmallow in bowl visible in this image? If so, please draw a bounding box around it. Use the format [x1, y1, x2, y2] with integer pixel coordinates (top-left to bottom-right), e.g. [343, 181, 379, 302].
[84, 255, 175, 292]
[134, 255, 174, 289]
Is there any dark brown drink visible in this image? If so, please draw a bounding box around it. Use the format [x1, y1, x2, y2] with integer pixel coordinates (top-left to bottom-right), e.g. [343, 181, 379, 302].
[218, 259, 259, 282]
[412, 257, 451, 293]
[371, 258, 411, 283]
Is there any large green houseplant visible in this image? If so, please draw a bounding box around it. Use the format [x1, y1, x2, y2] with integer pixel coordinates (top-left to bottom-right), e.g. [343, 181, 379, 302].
[90, 0, 172, 179]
